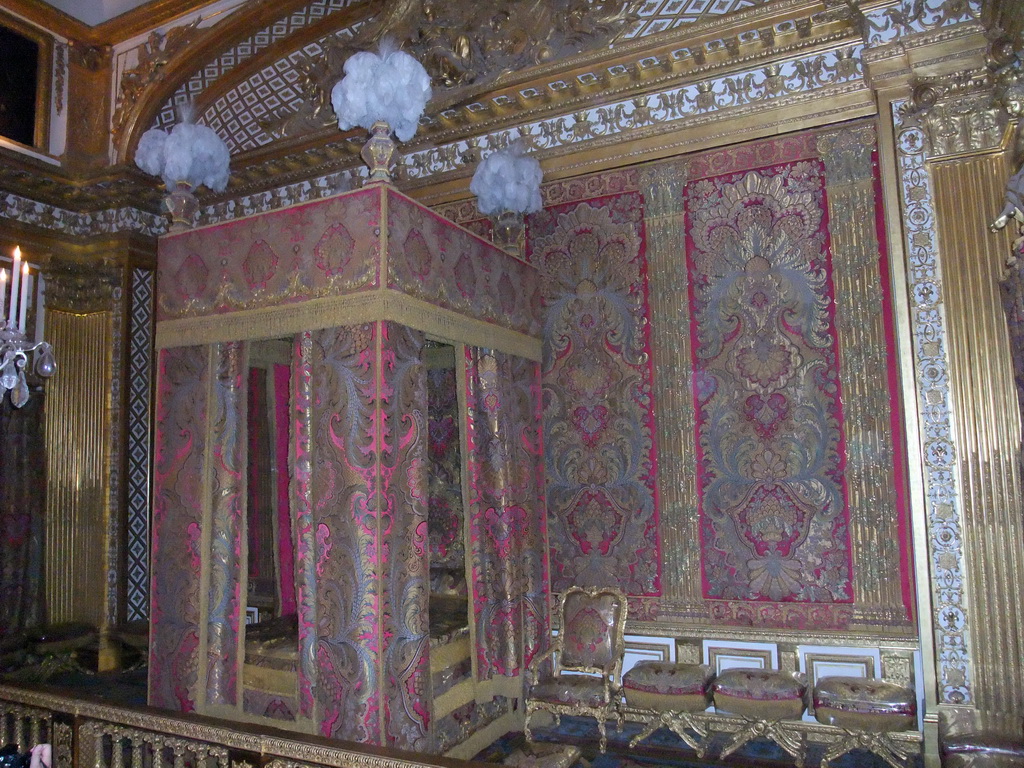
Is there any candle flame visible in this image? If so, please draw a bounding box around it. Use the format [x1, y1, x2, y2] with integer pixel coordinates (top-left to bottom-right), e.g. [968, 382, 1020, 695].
[0, 269, 6, 282]
[22, 263, 28, 276]
[13, 246, 20, 261]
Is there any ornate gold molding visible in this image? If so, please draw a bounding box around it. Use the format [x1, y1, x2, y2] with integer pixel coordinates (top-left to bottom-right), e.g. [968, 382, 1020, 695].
[45, 257, 121, 314]
[900, 40, 1023, 157]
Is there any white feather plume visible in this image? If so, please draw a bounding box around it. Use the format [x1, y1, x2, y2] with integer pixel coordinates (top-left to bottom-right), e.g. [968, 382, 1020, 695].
[135, 128, 168, 177]
[330, 39, 432, 143]
[132, 105, 230, 192]
[470, 142, 543, 215]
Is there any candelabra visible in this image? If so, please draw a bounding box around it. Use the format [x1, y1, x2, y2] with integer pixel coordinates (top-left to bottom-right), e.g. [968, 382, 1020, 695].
[1, 247, 56, 408]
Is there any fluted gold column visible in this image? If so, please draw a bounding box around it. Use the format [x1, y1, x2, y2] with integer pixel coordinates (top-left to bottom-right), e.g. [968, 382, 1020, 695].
[42, 261, 120, 629]
[931, 149, 1024, 733]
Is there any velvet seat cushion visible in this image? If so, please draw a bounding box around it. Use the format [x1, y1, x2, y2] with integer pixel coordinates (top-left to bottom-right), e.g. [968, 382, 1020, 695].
[622, 661, 714, 712]
[529, 675, 609, 708]
[712, 668, 807, 720]
[813, 676, 916, 732]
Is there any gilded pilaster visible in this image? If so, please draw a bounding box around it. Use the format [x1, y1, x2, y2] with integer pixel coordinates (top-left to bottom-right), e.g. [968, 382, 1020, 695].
[42, 259, 120, 629]
[637, 160, 700, 609]
[930, 146, 1024, 734]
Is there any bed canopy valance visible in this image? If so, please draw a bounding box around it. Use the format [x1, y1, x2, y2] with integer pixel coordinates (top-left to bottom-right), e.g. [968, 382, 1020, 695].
[149, 181, 549, 755]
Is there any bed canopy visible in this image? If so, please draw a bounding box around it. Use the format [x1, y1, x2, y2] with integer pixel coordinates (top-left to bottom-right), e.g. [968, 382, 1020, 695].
[149, 180, 549, 755]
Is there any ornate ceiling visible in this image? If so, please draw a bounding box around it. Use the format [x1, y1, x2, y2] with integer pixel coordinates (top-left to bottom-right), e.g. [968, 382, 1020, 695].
[111, 0, 782, 195]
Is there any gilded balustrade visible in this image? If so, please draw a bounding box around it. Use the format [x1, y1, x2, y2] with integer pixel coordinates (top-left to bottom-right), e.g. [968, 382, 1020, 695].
[0, 684, 475, 768]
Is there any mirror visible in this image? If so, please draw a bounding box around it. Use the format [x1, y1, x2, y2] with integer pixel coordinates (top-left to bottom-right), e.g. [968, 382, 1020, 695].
[424, 341, 469, 641]
[245, 337, 295, 625]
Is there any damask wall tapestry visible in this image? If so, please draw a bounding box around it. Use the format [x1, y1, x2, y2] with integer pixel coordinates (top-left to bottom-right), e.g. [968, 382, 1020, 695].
[528, 183, 661, 598]
[641, 125, 914, 633]
[442, 123, 913, 636]
[0, 392, 46, 635]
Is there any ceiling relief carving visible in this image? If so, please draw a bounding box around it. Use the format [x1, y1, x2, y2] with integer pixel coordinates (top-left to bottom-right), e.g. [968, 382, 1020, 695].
[112, 18, 203, 142]
[254, 0, 639, 144]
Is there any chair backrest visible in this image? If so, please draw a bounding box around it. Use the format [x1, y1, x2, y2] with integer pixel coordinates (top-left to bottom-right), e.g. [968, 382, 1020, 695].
[556, 586, 628, 675]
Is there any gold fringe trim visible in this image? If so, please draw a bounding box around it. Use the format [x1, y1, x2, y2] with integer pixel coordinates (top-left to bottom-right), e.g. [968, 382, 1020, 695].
[156, 289, 542, 361]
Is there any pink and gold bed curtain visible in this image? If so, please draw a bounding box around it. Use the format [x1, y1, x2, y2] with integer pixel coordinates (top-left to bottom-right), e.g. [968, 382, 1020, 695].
[304, 321, 431, 750]
[464, 346, 548, 684]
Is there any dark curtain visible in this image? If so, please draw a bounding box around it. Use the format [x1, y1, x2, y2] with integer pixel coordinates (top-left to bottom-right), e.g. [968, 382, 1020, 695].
[0, 389, 46, 635]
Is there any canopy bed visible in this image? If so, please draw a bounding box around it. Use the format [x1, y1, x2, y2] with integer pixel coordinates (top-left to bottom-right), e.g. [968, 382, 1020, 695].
[149, 180, 549, 756]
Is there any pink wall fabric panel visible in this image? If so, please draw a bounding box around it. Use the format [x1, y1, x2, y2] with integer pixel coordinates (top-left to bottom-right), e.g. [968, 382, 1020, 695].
[150, 345, 209, 711]
[530, 191, 661, 596]
[274, 362, 297, 617]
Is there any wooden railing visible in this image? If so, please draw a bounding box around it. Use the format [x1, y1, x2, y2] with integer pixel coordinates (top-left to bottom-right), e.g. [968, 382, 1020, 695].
[0, 684, 475, 768]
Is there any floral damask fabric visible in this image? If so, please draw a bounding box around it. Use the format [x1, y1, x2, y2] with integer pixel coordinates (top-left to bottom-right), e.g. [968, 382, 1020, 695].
[686, 162, 853, 605]
[465, 347, 548, 680]
[529, 193, 660, 595]
[150, 345, 209, 711]
[307, 322, 430, 749]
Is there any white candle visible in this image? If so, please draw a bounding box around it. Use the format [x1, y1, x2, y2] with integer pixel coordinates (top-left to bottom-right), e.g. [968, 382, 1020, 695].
[19, 265, 30, 334]
[0, 269, 6, 326]
[8, 247, 19, 328]
[34, 273, 44, 344]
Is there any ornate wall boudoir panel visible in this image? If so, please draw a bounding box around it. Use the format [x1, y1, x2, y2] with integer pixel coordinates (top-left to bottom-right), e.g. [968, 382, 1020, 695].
[205, 342, 247, 707]
[150, 345, 209, 711]
[377, 323, 430, 749]
[686, 156, 853, 612]
[309, 323, 381, 742]
[677, 127, 912, 632]
[528, 185, 661, 598]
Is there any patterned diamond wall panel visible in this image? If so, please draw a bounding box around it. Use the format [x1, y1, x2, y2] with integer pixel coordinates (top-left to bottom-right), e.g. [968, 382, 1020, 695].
[623, 0, 765, 38]
[154, 0, 363, 131]
[126, 269, 154, 623]
[203, 23, 365, 153]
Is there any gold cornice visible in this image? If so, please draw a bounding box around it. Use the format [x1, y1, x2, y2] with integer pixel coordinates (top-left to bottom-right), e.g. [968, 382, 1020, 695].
[0, 0, 91, 41]
[0, 148, 163, 212]
[220, 6, 859, 199]
[0, 222, 156, 271]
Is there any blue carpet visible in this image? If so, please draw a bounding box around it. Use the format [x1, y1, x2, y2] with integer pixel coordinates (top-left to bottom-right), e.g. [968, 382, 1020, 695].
[475, 716, 923, 768]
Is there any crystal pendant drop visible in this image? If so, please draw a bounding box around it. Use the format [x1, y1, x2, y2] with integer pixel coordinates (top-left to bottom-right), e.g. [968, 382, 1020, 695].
[0, 361, 17, 391]
[35, 347, 57, 378]
[11, 369, 29, 408]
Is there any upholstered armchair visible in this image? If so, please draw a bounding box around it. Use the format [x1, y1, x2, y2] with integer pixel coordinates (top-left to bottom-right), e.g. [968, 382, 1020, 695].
[524, 586, 628, 752]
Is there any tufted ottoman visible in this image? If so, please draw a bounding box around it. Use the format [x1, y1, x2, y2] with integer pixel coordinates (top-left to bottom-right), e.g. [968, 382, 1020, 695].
[711, 668, 808, 767]
[621, 661, 714, 754]
[813, 676, 918, 768]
